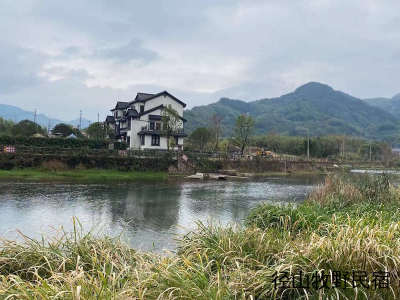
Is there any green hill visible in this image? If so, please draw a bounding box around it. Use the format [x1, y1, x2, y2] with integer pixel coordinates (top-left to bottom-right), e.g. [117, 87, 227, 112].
[184, 82, 399, 140]
[364, 94, 400, 119]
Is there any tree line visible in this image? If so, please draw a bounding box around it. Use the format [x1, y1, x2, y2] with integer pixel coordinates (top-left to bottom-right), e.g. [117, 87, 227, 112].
[186, 114, 393, 161]
[0, 117, 110, 140]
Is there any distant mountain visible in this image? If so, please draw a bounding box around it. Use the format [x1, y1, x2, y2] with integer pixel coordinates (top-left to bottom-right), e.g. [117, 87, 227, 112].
[0, 104, 92, 129]
[184, 82, 399, 140]
[364, 94, 400, 118]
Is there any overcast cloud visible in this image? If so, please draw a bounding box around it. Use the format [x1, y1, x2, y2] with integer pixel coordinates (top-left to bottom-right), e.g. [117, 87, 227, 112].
[0, 0, 399, 121]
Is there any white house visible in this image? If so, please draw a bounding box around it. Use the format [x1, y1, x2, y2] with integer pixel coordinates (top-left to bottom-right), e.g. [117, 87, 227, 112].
[105, 91, 187, 150]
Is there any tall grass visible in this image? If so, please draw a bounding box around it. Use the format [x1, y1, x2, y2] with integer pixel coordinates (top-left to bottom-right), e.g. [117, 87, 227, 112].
[0, 174, 399, 299]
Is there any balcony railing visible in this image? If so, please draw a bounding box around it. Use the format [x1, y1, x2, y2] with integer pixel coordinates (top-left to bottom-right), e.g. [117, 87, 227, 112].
[140, 125, 185, 135]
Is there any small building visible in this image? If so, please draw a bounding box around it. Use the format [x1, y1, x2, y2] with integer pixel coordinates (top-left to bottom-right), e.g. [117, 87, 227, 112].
[105, 91, 187, 150]
[66, 133, 77, 139]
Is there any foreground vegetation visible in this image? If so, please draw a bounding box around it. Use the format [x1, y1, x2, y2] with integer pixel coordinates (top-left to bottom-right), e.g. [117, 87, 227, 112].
[0, 169, 168, 182]
[0, 173, 399, 299]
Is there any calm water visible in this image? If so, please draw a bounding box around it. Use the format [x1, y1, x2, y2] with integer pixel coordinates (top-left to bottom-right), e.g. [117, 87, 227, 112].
[0, 176, 323, 252]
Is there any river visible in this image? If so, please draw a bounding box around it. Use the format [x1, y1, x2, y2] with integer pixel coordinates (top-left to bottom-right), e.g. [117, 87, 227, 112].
[0, 175, 323, 252]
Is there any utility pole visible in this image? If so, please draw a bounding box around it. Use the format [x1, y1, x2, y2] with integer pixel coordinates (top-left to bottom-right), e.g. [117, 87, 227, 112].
[47, 120, 51, 134]
[369, 143, 372, 161]
[341, 137, 345, 160]
[33, 109, 37, 124]
[307, 129, 310, 160]
[97, 113, 100, 140]
[79, 110, 82, 130]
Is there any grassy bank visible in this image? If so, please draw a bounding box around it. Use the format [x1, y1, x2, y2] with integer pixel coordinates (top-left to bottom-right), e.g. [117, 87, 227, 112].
[0, 174, 399, 299]
[0, 169, 168, 182]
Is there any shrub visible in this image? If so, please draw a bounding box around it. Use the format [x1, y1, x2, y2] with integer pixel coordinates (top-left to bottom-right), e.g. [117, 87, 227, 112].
[0, 136, 108, 149]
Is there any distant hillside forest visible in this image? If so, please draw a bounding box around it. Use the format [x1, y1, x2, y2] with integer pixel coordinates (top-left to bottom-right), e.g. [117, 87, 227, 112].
[184, 82, 400, 142]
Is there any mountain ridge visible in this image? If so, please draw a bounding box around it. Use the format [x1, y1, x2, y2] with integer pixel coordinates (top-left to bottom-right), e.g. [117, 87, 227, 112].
[364, 93, 400, 117]
[0, 104, 92, 129]
[184, 82, 399, 141]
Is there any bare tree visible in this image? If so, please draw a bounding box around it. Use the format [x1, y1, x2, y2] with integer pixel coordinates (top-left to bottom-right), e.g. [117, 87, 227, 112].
[233, 114, 255, 155]
[211, 113, 223, 152]
[161, 105, 182, 151]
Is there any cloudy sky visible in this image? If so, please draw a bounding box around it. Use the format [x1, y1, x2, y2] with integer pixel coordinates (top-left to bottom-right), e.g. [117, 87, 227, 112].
[1, 0, 399, 121]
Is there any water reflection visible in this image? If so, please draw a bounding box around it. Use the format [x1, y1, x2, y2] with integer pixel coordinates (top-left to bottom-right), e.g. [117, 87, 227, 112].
[0, 176, 322, 252]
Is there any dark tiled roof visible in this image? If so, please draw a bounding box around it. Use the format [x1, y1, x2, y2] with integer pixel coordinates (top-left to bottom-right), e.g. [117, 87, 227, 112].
[113, 101, 129, 110]
[135, 93, 155, 101]
[125, 109, 139, 118]
[105, 116, 115, 123]
[141, 105, 186, 122]
[149, 114, 162, 121]
[130, 91, 186, 107]
[140, 104, 164, 116]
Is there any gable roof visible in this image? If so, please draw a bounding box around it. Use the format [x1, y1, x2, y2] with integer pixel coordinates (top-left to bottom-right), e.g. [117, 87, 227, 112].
[125, 109, 139, 118]
[130, 91, 186, 107]
[111, 101, 129, 111]
[140, 104, 186, 122]
[140, 104, 164, 116]
[105, 116, 115, 123]
[135, 92, 155, 101]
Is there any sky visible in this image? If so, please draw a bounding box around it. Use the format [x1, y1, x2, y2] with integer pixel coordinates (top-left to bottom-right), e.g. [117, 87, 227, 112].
[1, 0, 400, 121]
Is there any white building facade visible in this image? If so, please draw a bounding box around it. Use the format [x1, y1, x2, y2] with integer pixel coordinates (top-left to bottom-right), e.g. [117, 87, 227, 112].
[106, 91, 187, 150]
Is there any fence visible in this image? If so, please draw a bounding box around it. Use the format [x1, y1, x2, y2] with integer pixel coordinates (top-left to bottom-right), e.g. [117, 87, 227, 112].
[0, 145, 379, 165]
[0, 145, 177, 158]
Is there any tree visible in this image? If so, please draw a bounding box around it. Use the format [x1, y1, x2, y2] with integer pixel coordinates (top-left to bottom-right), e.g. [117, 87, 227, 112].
[233, 114, 254, 155]
[211, 114, 223, 151]
[0, 117, 14, 136]
[189, 127, 212, 152]
[52, 123, 74, 137]
[86, 122, 107, 140]
[11, 120, 46, 137]
[161, 105, 182, 151]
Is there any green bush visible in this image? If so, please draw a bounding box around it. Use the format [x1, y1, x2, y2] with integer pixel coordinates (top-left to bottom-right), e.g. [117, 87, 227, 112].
[0, 136, 108, 149]
[0, 153, 175, 172]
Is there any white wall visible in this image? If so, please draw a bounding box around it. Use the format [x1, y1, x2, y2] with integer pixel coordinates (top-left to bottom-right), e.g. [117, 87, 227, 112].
[144, 95, 184, 116]
[129, 119, 147, 149]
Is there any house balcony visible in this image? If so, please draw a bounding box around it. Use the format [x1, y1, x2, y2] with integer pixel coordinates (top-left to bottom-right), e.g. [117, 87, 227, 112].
[138, 125, 186, 137]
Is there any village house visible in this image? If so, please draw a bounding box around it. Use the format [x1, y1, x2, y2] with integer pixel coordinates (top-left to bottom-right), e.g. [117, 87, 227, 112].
[105, 91, 187, 150]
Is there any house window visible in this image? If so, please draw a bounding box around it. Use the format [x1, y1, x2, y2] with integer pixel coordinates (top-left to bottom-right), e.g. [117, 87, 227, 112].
[155, 122, 161, 131]
[149, 122, 155, 130]
[140, 135, 145, 146]
[151, 135, 160, 146]
[140, 105, 144, 113]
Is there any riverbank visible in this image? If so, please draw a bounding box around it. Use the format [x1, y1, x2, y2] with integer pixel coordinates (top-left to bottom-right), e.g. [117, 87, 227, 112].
[0, 167, 325, 183]
[0, 173, 398, 298]
[0, 169, 168, 182]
